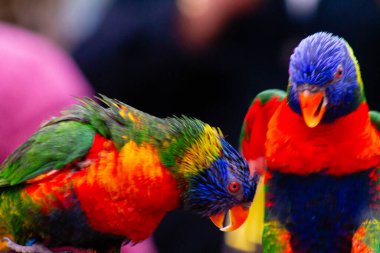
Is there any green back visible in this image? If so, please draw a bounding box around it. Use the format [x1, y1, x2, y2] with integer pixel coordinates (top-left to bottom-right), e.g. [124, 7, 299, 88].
[0, 95, 214, 187]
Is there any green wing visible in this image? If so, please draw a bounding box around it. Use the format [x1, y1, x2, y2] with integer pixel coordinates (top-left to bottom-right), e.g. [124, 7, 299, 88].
[370, 111, 380, 132]
[0, 121, 96, 186]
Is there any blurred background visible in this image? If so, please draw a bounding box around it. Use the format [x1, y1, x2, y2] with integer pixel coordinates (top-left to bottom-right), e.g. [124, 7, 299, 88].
[0, 0, 379, 252]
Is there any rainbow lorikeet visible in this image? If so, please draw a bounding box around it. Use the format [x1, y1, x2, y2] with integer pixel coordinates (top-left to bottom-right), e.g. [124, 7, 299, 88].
[240, 32, 380, 252]
[0, 96, 258, 252]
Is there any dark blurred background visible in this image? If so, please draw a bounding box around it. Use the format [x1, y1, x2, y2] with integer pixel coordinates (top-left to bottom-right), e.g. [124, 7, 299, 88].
[1, 0, 379, 252]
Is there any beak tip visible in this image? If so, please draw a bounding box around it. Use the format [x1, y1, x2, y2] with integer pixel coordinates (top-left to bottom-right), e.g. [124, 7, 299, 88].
[304, 120, 319, 128]
[298, 90, 327, 128]
[209, 204, 250, 232]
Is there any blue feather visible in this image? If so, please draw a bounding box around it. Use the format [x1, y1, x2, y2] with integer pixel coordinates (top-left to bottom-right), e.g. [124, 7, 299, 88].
[287, 32, 362, 122]
[266, 169, 374, 252]
[186, 140, 258, 217]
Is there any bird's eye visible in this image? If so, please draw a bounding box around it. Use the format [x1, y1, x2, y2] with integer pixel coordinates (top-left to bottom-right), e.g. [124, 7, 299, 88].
[228, 181, 241, 194]
[335, 65, 343, 79]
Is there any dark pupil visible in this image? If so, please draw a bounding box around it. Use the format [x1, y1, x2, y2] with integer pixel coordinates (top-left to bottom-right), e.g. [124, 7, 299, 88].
[232, 184, 237, 188]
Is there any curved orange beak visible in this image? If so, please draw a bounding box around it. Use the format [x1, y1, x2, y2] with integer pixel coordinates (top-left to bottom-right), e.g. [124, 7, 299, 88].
[298, 90, 327, 128]
[209, 204, 250, 232]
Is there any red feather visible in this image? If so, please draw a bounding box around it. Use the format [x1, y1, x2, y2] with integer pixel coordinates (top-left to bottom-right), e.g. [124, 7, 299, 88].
[25, 134, 181, 242]
[266, 101, 380, 175]
[241, 96, 284, 176]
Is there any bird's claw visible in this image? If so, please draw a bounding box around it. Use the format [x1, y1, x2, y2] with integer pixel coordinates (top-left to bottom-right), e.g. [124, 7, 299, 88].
[2, 237, 52, 253]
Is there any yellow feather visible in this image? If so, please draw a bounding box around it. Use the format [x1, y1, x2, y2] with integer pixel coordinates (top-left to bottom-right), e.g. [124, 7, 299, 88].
[180, 124, 222, 176]
[346, 42, 364, 94]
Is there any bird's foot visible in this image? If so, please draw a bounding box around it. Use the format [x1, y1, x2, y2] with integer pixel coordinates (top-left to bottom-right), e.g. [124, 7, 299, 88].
[2, 237, 52, 253]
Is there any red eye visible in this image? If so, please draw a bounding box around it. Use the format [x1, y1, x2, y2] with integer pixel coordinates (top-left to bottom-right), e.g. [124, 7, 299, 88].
[228, 181, 241, 193]
[335, 66, 343, 79]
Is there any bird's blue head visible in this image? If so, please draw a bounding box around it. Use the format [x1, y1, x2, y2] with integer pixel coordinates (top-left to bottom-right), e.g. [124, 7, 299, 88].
[185, 139, 258, 231]
[287, 32, 365, 127]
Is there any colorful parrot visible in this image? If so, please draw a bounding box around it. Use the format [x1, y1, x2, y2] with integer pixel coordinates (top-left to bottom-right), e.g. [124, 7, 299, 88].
[0, 95, 258, 252]
[240, 32, 380, 252]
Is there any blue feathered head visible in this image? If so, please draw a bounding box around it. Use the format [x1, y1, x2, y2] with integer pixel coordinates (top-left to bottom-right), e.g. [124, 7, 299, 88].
[287, 32, 365, 127]
[185, 139, 258, 231]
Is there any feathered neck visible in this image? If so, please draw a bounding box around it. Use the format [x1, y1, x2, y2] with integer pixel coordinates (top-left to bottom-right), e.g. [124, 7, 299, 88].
[160, 117, 223, 184]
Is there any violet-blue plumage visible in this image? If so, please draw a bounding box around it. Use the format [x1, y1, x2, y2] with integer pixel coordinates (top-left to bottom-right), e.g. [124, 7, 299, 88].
[289, 32, 346, 86]
[266, 169, 373, 252]
[186, 139, 257, 217]
[287, 32, 363, 123]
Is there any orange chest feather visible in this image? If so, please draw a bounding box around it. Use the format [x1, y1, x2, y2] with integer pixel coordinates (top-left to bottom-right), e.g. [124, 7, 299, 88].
[73, 136, 181, 242]
[266, 102, 380, 175]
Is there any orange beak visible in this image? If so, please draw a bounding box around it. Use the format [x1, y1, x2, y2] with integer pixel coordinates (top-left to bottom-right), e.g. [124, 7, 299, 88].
[298, 89, 327, 128]
[209, 204, 250, 232]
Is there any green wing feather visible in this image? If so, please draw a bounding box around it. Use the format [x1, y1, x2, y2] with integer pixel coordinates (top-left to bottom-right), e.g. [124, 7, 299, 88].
[370, 110, 380, 132]
[0, 95, 147, 187]
[254, 89, 287, 104]
[0, 95, 170, 187]
[0, 94, 214, 187]
[0, 121, 96, 187]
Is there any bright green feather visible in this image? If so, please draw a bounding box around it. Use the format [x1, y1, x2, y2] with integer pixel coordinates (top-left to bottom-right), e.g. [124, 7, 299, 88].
[0, 187, 41, 243]
[370, 111, 380, 131]
[255, 89, 286, 105]
[0, 95, 224, 187]
[0, 122, 95, 186]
